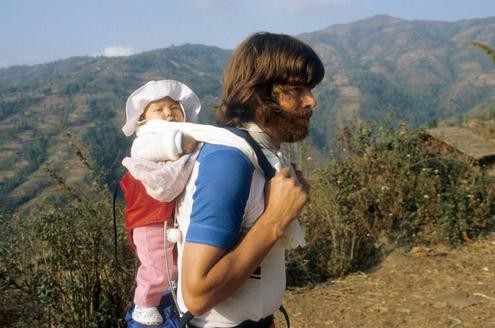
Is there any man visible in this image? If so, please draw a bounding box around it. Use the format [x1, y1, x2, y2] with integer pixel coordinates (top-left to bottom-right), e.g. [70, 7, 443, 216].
[175, 32, 325, 327]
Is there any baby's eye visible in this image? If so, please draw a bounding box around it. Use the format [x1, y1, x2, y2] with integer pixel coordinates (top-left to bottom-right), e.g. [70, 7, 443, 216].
[153, 108, 163, 112]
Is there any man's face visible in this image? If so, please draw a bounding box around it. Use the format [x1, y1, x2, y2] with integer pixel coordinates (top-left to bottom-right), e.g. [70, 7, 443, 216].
[143, 97, 185, 122]
[262, 85, 317, 144]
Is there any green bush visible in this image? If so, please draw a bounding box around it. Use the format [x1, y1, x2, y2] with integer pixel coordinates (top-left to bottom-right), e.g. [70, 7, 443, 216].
[0, 186, 135, 327]
[287, 122, 495, 286]
[0, 126, 136, 327]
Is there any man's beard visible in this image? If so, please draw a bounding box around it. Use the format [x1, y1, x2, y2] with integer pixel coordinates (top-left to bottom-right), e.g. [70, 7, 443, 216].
[263, 107, 312, 143]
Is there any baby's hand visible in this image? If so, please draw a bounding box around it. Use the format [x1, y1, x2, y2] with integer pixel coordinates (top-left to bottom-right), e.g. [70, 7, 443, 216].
[182, 133, 198, 154]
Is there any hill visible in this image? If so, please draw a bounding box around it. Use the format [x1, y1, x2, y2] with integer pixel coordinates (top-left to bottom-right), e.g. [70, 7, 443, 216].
[301, 15, 495, 148]
[0, 44, 230, 210]
[1, 15, 495, 211]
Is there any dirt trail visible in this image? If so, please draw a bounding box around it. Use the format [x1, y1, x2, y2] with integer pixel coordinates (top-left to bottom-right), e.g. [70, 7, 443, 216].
[278, 233, 495, 327]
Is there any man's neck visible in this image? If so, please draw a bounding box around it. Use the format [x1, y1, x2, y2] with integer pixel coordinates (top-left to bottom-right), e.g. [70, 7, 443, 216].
[241, 122, 280, 151]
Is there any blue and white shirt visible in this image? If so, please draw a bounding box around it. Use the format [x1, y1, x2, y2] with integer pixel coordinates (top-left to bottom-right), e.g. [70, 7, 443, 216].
[175, 143, 286, 328]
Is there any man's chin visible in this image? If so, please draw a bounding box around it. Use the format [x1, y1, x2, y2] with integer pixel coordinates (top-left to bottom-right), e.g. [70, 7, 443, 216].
[262, 113, 310, 143]
[282, 128, 309, 143]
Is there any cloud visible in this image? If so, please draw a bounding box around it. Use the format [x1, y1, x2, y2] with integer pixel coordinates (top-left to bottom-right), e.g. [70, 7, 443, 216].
[101, 46, 135, 57]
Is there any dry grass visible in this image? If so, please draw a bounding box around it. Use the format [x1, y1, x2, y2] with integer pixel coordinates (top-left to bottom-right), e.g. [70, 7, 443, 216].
[281, 233, 495, 327]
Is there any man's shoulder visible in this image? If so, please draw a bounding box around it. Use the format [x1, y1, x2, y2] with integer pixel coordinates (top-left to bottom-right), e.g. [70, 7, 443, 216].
[194, 144, 255, 185]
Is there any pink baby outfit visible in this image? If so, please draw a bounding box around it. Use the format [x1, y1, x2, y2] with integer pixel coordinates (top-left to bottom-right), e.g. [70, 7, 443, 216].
[120, 171, 179, 306]
[132, 223, 176, 306]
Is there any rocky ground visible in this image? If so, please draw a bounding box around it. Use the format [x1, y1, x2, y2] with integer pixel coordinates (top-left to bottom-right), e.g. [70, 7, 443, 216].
[279, 233, 495, 328]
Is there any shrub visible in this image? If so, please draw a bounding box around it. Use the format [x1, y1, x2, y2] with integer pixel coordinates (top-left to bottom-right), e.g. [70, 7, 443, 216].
[0, 126, 135, 327]
[287, 122, 495, 286]
[0, 186, 135, 327]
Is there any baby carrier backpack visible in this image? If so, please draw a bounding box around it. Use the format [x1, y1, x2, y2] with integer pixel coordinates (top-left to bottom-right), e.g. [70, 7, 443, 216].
[120, 128, 290, 328]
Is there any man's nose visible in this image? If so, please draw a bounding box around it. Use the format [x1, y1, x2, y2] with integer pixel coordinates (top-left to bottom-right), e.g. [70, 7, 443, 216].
[301, 89, 317, 109]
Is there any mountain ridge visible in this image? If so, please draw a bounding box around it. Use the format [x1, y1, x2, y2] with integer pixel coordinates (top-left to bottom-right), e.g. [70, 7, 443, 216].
[1, 15, 495, 211]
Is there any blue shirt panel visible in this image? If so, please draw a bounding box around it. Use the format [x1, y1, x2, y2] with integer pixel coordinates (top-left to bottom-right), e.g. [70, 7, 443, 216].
[186, 144, 255, 250]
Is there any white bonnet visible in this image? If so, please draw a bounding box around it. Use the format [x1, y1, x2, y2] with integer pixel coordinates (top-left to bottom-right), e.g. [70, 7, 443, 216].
[122, 80, 201, 136]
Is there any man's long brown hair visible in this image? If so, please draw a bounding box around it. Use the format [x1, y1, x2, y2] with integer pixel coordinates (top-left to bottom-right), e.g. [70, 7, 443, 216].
[215, 32, 325, 127]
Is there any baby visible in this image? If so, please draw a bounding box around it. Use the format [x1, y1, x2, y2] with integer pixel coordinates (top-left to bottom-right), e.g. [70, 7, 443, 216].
[120, 80, 200, 326]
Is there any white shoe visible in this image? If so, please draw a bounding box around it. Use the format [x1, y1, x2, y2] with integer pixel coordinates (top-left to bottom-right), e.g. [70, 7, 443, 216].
[132, 305, 163, 326]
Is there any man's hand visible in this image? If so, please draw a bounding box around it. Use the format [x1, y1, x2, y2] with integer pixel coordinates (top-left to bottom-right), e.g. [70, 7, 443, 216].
[262, 167, 309, 239]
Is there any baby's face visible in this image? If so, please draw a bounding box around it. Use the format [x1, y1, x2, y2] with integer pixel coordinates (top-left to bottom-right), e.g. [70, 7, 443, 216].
[143, 97, 185, 122]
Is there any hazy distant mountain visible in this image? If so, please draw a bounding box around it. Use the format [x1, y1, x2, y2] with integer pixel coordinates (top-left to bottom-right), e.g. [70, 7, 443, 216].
[0, 44, 230, 210]
[300, 15, 495, 148]
[1, 15, 495, 210]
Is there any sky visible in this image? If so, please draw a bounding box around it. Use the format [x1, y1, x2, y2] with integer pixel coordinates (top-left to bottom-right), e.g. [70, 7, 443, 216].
[1, 0, 495, 68]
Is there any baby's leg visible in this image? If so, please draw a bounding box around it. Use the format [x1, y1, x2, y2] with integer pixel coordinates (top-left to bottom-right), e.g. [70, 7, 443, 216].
[133, 223, 171, 306]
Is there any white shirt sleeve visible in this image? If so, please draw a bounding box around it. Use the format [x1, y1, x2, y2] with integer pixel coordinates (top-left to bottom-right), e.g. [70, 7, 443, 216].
[130, 128, 183, 161]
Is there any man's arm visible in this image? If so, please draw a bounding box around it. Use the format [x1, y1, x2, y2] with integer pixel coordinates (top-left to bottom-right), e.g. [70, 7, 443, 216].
[182, 163, 307, 315]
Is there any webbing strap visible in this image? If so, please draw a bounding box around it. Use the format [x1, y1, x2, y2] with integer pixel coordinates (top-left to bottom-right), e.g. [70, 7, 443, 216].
[279, 305, 291, 328]
[225, 127, 276, 180]
[179, 311, 194, 328]
[112, 182, 119, 271]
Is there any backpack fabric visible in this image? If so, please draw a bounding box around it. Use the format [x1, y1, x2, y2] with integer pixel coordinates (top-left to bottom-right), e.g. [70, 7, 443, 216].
[224, 128, 276, 180]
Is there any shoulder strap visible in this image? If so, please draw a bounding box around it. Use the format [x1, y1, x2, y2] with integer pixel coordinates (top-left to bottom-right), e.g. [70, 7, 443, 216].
[225, 127, 276, 180]
[112, 181, 120, 271]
